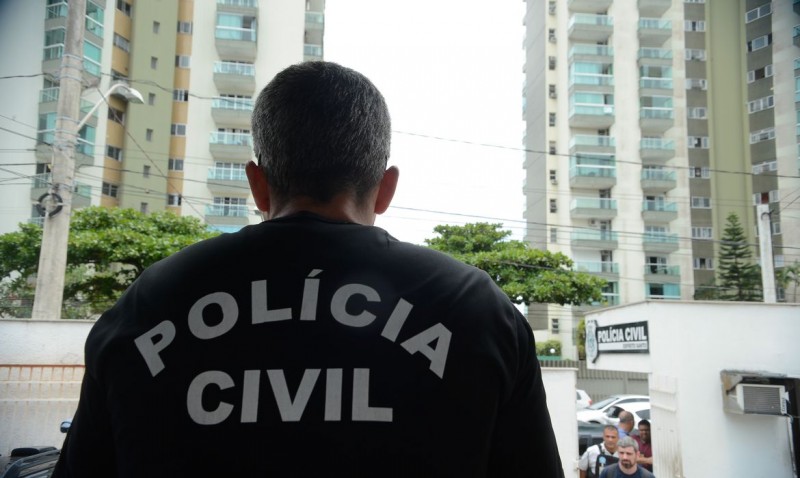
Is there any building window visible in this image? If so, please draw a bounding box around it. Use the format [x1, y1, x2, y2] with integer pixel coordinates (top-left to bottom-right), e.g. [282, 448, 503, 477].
[140, 202, 148, 214]
[693, 257, 714, 270]
[168, 158, 184, 171]
[685, 78, 707, 90]
[749, 127, 775, 144]
[747, 34, 772, 52]
[173, 89, 189, 102]
[684, 20, 706, 31]
[685, 49, 706, 61]
[153, 21, 160, 33]
[688, 136, 709, 148]
[111, 69, 128, 81]
[548, 1, 556, 14]
[772, 222, 781, 235]
[170, 123, 186, 136]
[116, 0, 131, 16]
[148, 93, 156, 105]
[101, 182, 119, 197]
[178, 21, 193, 34]
[549, 56, 556, 70]
[549, 199, 557, 213]
[548, 29, 556, 43]
[150, 57, 158, 69]
[748, 95, 774, 114]
[747, 64, 773, 83]
[550, 227, 557, 243]
[745, 3, 772, 23]
[549, 112, 556, 126]
[690, 167, 710, 178]
[753, 190, 780, 204]
[113, 33, 130, 52]
[175, 55, 191, 68]
[551, 318, 559, 334]
[168, 194, 182, 206]
[752, 160, 777, 174]
[106, 145, 122, 161]
[146, 129, 153, 141]
[691, 227, 713, 239]
[108, 107, 125, 125]
[143, 165, 151, 178]
[548, 141, 556, 155]
[691, 197, 711, 208]
[549, 169, 557, 183]
[688, 107, 707, 119]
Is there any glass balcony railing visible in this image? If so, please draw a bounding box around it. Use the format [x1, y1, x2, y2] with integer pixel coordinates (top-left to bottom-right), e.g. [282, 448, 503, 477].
[569, 14, 613, 28]
[645, 284, 680, 300]
[639, 18, 671, 30]
[208, 167, 247, 181]
[575, 262, 619, 274]
[640, 77, 673, 89]
[217, 0, 258, 7]
[640, 108, 673, 119]
[570, 104, 615, 116]
[570, 165, 616, 178]
[46, 3, 104, 37]
[37, 130, 95, 157]
[206, 204, 250, 217]
[570, 135, 615, 148]
[641, 169, 676, 181]
[32, 173, 90, 198]
[215, 26, 257, 42]
[642, 200, 677, 212]
[571, 230, 618, 242]
[641, 138, 675, 150]
[213, 61, 255, 77]
[644, 265, 680, 276]
[569, 44, 613, 57]
[304, 44, 323, 57]
[601, 293, 620, 306]
[209, 131, 252, 146]
[305, 11, 324, 24]
[212, 97, 254, 111]
[572, 198, 617, 210]
[570, 74, 614, 87]
[638, 48, 672, 60]
[643, 232, 678, 244]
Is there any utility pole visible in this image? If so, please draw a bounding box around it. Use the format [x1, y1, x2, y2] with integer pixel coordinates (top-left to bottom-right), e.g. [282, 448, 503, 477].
[757, 204, 776, 303]
[31, 0, 86, 320]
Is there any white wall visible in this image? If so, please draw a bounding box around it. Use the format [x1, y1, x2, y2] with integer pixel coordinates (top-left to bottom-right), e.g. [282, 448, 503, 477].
[586, 301, 800, 477]
[542, 367, 579, 478]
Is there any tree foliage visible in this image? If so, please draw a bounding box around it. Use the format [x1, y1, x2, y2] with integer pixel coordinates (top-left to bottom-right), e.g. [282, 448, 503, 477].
[717, 212, 761, 301]
[776, 261, 800, 302]
[425, 223, 606, 306]
[0, 207, 219, 319]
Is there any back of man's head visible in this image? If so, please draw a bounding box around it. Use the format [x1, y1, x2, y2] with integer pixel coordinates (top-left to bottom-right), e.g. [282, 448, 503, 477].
[251, 61, 391, 204]
[619, 410, 634, 429]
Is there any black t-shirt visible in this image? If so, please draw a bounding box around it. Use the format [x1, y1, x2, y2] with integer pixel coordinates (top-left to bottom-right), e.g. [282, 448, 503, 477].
[54, 214, 563, 477]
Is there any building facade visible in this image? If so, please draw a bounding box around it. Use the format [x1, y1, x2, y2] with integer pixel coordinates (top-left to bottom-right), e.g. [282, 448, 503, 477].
[522, 0, 800, 358]
[0, 0, 325, 235]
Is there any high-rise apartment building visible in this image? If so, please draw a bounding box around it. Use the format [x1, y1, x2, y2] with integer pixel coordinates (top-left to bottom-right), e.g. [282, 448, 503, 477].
[522, 0, 800, 358]
[0, 0, 325, 235]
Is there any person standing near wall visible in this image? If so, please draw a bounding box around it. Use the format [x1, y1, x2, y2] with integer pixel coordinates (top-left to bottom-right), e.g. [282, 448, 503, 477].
[633, 419, 653, 472]
[579, 425, 619, 478]
[599, 437, 654, 478]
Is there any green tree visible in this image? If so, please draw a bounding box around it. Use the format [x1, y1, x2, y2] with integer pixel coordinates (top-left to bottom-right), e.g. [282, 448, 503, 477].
[776, 261, 800, 302]
[717, 212, 761, 301]
[0, 207, 219, 319]
[426, 223, 605, 305]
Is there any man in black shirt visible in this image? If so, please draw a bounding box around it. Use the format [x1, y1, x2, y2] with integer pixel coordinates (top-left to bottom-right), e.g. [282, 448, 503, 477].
[54, 61, 563, 477]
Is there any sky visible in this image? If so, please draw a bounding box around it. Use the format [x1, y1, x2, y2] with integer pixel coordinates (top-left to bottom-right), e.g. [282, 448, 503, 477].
[323, 1, 528, 245]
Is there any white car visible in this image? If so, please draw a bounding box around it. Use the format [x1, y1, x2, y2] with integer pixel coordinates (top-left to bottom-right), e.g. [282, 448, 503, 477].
[576, 389, 593, 409]
[601, 401, 651, 428]
[576, 394, 650, 424]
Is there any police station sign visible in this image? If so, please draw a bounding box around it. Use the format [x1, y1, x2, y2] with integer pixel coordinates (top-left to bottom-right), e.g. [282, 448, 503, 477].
[586, 320, 649, 363]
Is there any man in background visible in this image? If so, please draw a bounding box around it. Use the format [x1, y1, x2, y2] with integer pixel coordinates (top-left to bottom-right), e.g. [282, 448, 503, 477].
[634, 419, 653, 472]
[579, 425, 619, 478]
[599, 437, 654, 478]
[617, 410, 635, 439]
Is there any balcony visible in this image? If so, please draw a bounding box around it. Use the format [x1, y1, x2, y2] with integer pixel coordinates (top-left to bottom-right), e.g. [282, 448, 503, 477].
[568, 14, 613, 43]
[216, 0, 258, 14]
[39, 87, 96, 119]
[215, 25, 257, 62]
[569, 72, 614, 94]
[640, 137, 675, 164]
[205, 203, 251, 226]
[568, 0, 612, 13]
[642, 232, 679, 253]
[643, 265, 681, 283]
[641, 169, 677, 192]
[639, 77, 673, 95]
[574, 261, 619, 279]
[571, 230, 618, 249]
[638, 18, 672, 47]
[640, 107, 673, 133]
[211, 97, 254, 128]
[638, 0, 671, 17]
[570, 198, 617, 220]
[645, 283, 681, 300]
[795, 25, 800, 48]
[30, 173, 91, 209]
[213, 61, 255, 95]
[569, 103, 615, 129]
[209, 131, 253, 161]
[305, 11, 324, 47]
[304, 44, 323, 61]
[207, 167, 248, 194]
[569, 164, 617, 189]
[642, 200, 677, 222]
[638, 48, 672, 66]
[569, 44, 613, 62]
[35, 131, 95, 168]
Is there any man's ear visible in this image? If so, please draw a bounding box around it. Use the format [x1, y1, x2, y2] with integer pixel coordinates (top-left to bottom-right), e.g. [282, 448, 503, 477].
[374, 166, 399, 215]
[246, 161, 270, 213]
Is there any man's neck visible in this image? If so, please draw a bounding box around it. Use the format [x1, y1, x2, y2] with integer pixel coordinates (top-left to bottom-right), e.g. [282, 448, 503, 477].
[268, 194, 375, 225]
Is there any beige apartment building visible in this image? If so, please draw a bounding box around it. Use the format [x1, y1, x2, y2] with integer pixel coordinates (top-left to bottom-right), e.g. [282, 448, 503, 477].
[522, 0, 800, 358]
[0, 0, 325, 235]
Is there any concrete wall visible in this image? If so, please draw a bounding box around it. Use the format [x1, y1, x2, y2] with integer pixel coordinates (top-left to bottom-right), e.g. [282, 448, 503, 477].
[586, 301, 800, 477]
[542, 367, 579, 478]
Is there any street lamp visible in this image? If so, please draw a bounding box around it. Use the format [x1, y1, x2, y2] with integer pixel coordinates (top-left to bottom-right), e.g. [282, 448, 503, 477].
[31, 82, 143, 320]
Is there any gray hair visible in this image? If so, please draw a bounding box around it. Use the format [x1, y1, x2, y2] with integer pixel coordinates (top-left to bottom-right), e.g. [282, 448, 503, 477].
[619, 411, 634, 423]
[617, 436, 639, 452]
[251, 61, 391, 203]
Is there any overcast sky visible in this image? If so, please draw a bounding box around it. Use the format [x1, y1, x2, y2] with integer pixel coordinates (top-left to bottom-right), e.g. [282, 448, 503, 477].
[324, 1, 527, 245]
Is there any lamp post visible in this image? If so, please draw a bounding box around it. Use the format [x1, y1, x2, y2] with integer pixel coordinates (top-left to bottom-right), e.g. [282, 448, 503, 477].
[31, 81, 143, 320]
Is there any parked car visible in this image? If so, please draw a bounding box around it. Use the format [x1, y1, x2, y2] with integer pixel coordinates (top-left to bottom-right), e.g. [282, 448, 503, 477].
[576, 394, 649, 424]
[600, 400, 651, 428]
[576, 389, 593, 409]
[0, 447, 59, 478]
[577, 420, 606, 455]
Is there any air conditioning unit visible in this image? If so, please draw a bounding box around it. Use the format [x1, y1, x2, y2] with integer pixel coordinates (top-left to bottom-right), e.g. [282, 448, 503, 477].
[724, 383, 786, 416]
